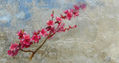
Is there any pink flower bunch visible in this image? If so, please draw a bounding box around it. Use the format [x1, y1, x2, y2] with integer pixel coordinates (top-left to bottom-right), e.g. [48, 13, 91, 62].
[8, 43, 19, 56]
[7, 3, 86, 58]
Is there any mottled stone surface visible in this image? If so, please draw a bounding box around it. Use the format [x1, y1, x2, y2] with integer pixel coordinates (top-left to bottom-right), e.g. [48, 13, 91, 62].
[0, 0, 119, 63]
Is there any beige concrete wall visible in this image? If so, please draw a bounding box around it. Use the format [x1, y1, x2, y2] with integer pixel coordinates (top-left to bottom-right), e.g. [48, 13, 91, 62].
[0, 0, 119, 63]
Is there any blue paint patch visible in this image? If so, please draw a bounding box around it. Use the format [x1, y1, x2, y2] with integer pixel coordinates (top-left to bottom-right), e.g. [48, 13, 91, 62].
[76, 0, 86, 2]
[7, 0, 16, 4]
[26, 0, 32, 3]
[35, 0, 87, 9]
[0, 9, 12, 27]
[44, 0, 51, 4]
[16, 12, 25, 20]
[0, 0, 89, 28]
[0, 0, 8, 4]
[36, 0, 59, 9]
[0, 16, 11, 27]
[23, 12, 31, 21]
[17, 0, 32, 21]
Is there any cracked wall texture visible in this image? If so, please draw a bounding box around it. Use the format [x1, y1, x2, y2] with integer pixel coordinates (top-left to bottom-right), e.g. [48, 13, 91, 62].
[0, 0, 119, 63]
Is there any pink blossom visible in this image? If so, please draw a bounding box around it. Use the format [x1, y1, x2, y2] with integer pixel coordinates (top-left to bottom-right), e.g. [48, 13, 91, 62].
[66, 12, 73, 20]
[46, 26, 55, 33]
[73, 25, 77, 28]
[9, 43, 19, 51]
[33, 31, 39, 35]
[47, 20, 54, 26]
[70, 9, 74, 13]
[70, 8, 79, 17]
[51, 14, 54, 18]
[64, 10, 69, 14]
[19, 34, 32, 48]
[65, 25, 77, 31]
[51, 11, 54, 18]
[74, 5, 80, 10]
[8, 49, 19, 56]
[80, 4, 86, 10]
[7, 3, 86, 57]
[46, 26, 51, 31]
[57, 23, 66, 32]
[40, 28, 48, 37]
[20, 42, 32, 48]
[37, 30, 41, 34]
[8, 43, 19, 56]
[17, 30, 25, 39]
[31, 34, 41, 43]
[24, 34, 30, 40]
[56, 17, 62, 22]
[69, 25, 72, 29]
[70, 9, 79, 17]
[22, 34, 31, 45]
[60, 14, 66, 19]
[73, 11, 79, 17]
[50, 26, 55, 33]
[64, 10, 73, 20]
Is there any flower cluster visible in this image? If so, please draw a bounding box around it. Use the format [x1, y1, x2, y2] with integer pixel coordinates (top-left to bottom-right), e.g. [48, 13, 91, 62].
[7, 3, 86, 57]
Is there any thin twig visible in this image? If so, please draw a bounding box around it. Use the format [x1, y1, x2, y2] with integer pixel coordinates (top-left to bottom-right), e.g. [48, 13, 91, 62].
[20, 49, 34, 52]
[29, 33, 55, 60]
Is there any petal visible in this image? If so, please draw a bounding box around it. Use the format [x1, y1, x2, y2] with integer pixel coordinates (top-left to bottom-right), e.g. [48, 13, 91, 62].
[7, 50, 12, 56]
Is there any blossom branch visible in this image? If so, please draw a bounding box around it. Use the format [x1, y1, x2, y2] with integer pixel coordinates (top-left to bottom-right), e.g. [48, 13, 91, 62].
[29, 33, 54, 60]
[20, 49, 34, 53]
[7, 2, 86, 60]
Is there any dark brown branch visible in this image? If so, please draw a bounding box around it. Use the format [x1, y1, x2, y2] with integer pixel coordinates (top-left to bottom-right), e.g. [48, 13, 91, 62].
[20, 49, 34, 52]
[29, 33, 55, 60]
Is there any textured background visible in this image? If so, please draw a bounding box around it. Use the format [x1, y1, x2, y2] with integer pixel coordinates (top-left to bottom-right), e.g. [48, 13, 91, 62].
[0, 0, 119, 63]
